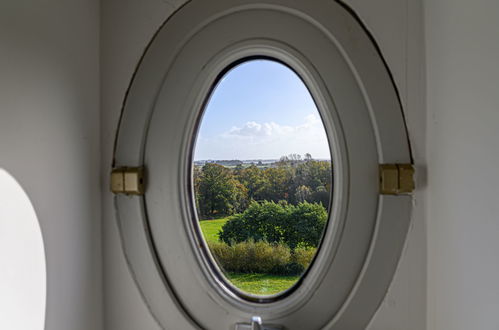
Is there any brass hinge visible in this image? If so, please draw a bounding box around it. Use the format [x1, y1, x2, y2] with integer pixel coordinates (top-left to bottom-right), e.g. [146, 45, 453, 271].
[110, 167, 145, 195]
[379, 164, 415, 195]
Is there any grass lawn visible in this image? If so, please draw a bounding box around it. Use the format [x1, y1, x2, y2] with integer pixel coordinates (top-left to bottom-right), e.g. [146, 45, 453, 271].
[199, 217, 229, 243]
[227, 273, 300, 295]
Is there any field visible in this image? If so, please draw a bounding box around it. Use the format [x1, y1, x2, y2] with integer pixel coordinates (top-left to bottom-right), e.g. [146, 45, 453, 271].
[227, 273, 300, 295]
[199, 218, 229, 243]
[199, 218, 300, 295]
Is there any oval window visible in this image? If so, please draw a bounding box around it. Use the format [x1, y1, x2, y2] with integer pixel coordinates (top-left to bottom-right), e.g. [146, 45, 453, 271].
[113, 1, 413, 329]
[192, 59, 332, 298]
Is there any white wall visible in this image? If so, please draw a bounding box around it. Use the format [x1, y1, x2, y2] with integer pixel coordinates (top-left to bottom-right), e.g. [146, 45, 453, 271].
[100, 1, 177, 329]
[101, 1, 427, 329]
[6, 1, 499, 329]
[0, 1, 102, 329]
[346, 1, 427, 329]
[425, 1, 499, 329]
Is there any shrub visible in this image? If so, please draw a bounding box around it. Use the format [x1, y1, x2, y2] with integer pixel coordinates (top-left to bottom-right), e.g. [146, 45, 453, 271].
[219, 200, 327, 249]
[284, 202, 327, 249]
[292, 246, 317, 269]
[219, 201, 290, 245]
[208, 240, 299, 275]
[270, 262, 305, 276]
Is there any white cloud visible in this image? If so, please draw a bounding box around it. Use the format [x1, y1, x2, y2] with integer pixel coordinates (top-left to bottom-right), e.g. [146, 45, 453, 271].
[225, 115, 319, 139]
[195, 115, 331, 160]
[226, 121, 294, 138]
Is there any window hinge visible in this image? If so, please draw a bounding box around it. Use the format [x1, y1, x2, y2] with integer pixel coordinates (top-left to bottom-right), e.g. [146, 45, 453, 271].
[235, 316, 283, 330]
[379, 164, 415, 195]
[110, 167, 145, 195]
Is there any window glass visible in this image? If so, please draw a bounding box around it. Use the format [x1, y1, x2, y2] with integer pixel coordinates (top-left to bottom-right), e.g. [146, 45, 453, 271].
[192, 59, 333, 297]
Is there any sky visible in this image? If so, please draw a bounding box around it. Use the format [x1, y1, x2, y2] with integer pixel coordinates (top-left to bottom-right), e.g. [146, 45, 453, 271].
[193, 60, 331, 160]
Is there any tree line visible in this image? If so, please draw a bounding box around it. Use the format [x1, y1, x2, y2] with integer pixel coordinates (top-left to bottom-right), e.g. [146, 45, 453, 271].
[193, 155, 332, 218]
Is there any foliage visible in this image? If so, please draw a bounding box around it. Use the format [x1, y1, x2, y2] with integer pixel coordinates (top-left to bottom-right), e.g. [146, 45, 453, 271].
[312, 185, 330, 209]
[196, 163, 248, 217]
[219, 201, 288, 245]
[292, 245, 317, 269]
[194, 154, 331, 292]
[208, 240, 317, 276]
[260, 167, 294, 202]
[209, 240, 293, 274]
[237, 165, 266, 201]
[283, 202, 328, 249]
[193, 154, 332, 218]
[219, 201, 327, 249]
[294, 159, 332, 192]
[295, 185, 312, 203]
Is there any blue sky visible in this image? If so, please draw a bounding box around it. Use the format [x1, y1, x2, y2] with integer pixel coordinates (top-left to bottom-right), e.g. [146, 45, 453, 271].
[193, 60, 331, 160]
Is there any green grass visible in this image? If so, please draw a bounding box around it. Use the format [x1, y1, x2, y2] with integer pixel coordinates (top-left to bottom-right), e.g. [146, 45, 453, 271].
[226, 273, 300, 295]
[199, 217, 229, 243]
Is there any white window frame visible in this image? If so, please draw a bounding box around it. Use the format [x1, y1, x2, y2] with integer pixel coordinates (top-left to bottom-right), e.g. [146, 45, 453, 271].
[112, 1, 413, 329]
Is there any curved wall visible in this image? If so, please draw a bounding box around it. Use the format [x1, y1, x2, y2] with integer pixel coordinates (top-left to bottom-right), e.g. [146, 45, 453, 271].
[0, 1, 102, 329]
[426, 1, 499, 329]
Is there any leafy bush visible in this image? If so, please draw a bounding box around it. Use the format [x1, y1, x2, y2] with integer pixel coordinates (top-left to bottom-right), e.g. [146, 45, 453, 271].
[219, 201, 290, 245]
[209, 240, 292, 274]
[208, 241, 318, 276]
[292, 246, 317, 269]
[219, 201, 327, 249]
[283, 202, 328, 249]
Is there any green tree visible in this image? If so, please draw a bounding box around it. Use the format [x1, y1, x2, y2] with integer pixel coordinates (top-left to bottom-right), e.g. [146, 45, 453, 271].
[312, 185, 330, 208]
[236, 165, 266, 201]
[219, 201, 289, 244]
[192, 165, 202, 211]
[295, 185, 312, 203]
[284, 202, 327, 249]
[197, 163, 247, 217]
[261, 167, 293, 202]
[294, 160, 332, 192]
[219, 201, 327, 249]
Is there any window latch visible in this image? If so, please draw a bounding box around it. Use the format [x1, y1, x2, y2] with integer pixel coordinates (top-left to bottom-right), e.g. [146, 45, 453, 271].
[379, 164, 415, 195]
[235, 316, 283, 330]
[110, 167, 145, 195]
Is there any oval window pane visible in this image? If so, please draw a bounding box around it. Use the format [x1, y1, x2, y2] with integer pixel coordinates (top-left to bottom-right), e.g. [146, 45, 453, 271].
[192, 59, 332, 298]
